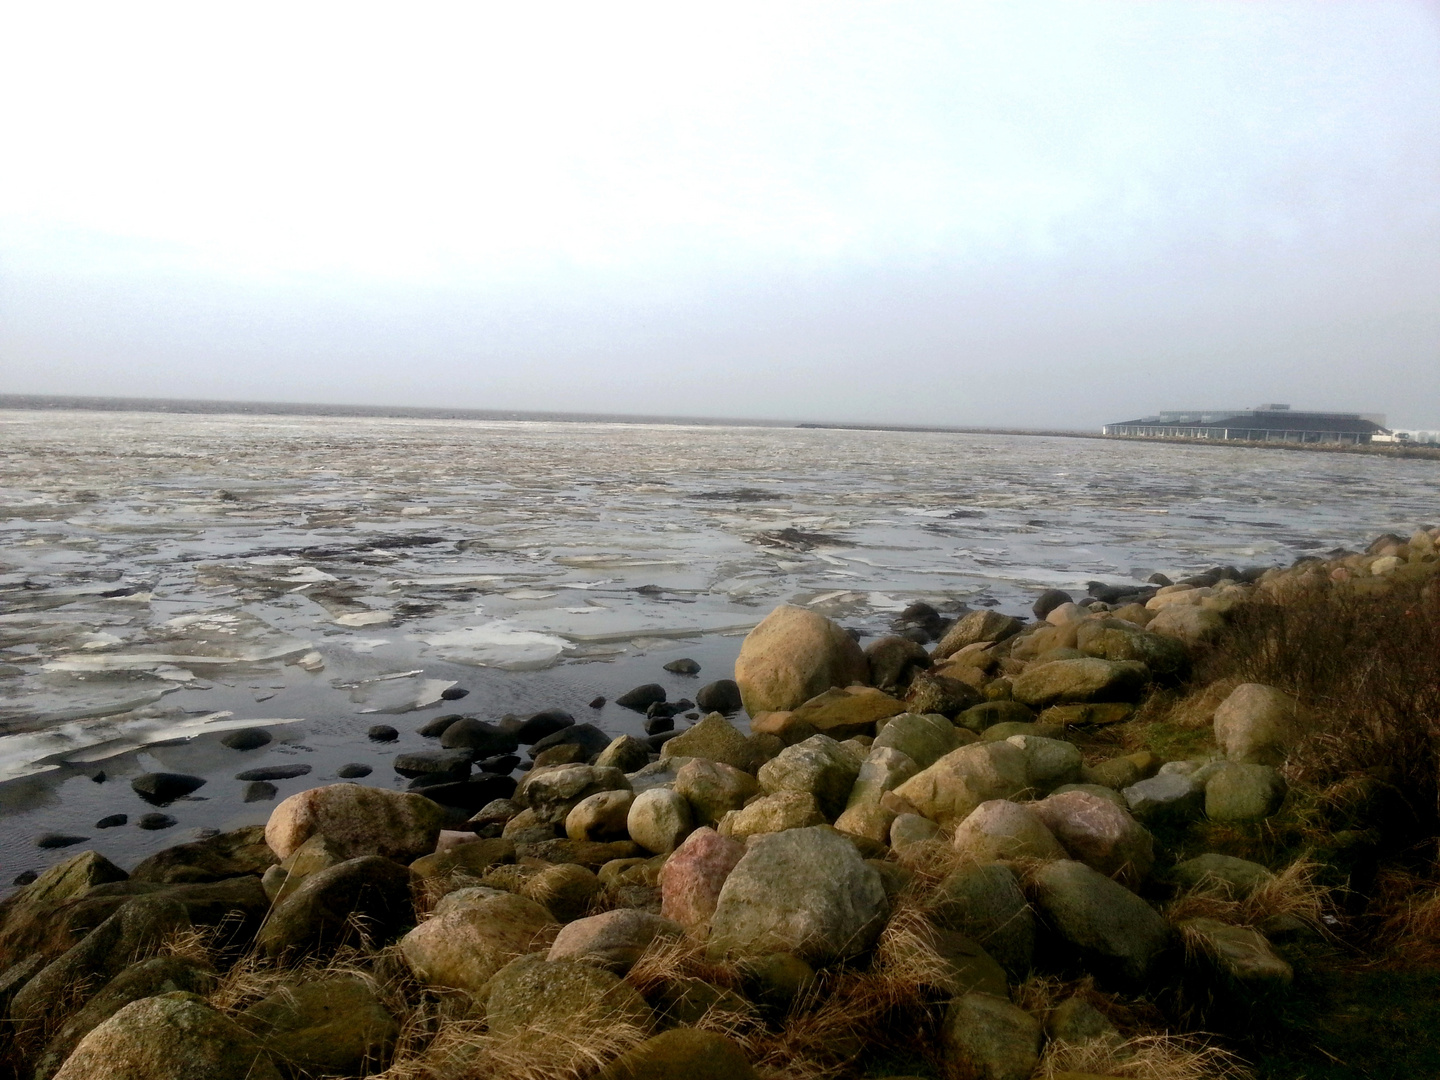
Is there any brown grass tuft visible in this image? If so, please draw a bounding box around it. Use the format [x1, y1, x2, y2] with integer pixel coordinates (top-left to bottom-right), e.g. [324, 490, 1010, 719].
[1164, 857, 1331, 934]
[1040, 1032, 1255, 1079]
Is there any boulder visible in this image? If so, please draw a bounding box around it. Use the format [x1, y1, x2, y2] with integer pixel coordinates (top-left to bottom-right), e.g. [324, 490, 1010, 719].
[1011, 658, 1150, 708]
[833, 802, 897, 845]
[695, 679, 743, 714]
[52, 994, 281, 1080]
[565, 789, 636, 842]
[1039, 702, 1135, 727]
[0, 850, 128, 969]
[1032, 790, 1154, 888]
[846, 746, 921, 808]
[734, 605, 870, 715]
[530, 722, 613, 760]
[871, 712, 960, 769]
[482, 955, 654, 1038]
[718, 791, 827, 842]
[131, 772, 206, 805]
[659, 713, 755, 771]
[957, 701, 1037, 733]
[510, 709, 576, 743]
[400, 889, 555, 992]
[929, 862, 1036, 979]
[257, 856, 412, 957]
[1082, 751, 1158, 791]
[951, 800, 1064, 863]
[1123, 772, 1205, 825]
[1171, 853, 1275, 896]
[659, 827, 746, 928]
[1147, 603, 1226, 645]
[547, 909, 684, 974]
[33, 956, 216, 1080]
[237, 976, 399, 1077]
[517, 765, 631, 825]
[1205, 762, 1287, 821]
[707, 826, 889, 965]
[409, 836, 516, 885]
[10, 896, 192, 1025]
[1180, 917, 1292, 990]
[594, 1027, 758, 1080]
[1046, 995, 1121, 1045]
[627, 788, 695, 854]
[904, 672, 984, 717]
[934, 610, 1025, 660]
[675, 759, 758, 826]
[128, 826, 276, 884]
[265, 784, 445, 862]
[595, 735, 651, 773]
[891, 741, 1030, 827]
[889, 813, 941, 851]
[1007, 734, 1083, 791]
[616, 683, 668, 711]
[517, 838, 642, 870]
[941, 993, 1043, 1080]
[393, 748, 473, 779]
[1075, 619, 1190, 680]
[1030, 860, 1170, 984]
[788, 685, 906, 738]
[864, 635, 932, 691]
[440, 718, 520, 756]
[1033, 589, 1074, 620]
[1212, 683, 1312, 765]
[756, 734, 862, 819]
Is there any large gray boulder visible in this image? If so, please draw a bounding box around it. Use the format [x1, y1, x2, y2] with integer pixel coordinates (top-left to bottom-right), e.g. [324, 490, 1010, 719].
[871, 712, 960, 769]
[1075, 618, 1190, 680]
[928, 862, 1036, 979]
[1030, 860, 1170, 983]
[756, 734, 862, 819]
[482, 955, 654, 1038]
[517, 764, 631, 825]
[933, 610, 1024, 660]
[890, 741, 1029, 827]
[626, 787, 694, 854]
[1212, 683, 1312, 765]
[1204, 762, 1287, 820]
[52, 993, 282, 1080]
[845, 745, 921, 808]
[1032, 789, 1154, 888]
[546, 909, 684, 974]
[707, 826, 889, 965]
[1007, 733, 1083, 791]
[733, 605, 870, 715]
[265, 784, 445, 862]
[951, 799, 1064, 864]
[1011, 658, 1150, 708]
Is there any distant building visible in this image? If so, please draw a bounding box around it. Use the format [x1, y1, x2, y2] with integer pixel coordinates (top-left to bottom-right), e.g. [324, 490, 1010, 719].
[1102, 405, 1389, 445]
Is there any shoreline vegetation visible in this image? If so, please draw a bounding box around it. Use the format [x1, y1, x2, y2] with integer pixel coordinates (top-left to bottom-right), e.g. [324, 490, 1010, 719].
[6, 395, 1438, 460]
[2, 525, 1440, 1079]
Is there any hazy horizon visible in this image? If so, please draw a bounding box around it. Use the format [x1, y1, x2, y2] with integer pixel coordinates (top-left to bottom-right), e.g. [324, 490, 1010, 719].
[3, 3, 1439, 429]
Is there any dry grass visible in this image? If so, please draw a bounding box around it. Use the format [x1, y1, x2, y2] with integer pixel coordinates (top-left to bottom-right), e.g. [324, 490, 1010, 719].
[1039, 1032, 1255, 1080]
[1164, 857, 1331, 934]
[1011, 973, 1166, 1037]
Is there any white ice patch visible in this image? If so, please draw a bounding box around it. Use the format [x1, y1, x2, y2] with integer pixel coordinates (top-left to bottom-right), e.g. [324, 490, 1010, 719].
[410, 622, 568, 671]
[334, 611, 393, 627]
[349, 676, 456, 713]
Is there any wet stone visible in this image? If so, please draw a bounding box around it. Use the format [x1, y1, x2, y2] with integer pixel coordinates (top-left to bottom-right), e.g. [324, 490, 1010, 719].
[617, 683, 668, 711]
[220, 728, 272, 751]
[244, 781, 279, 802]
[36, 832, 89, 849]
[336, 764, 372, 779]
[440, 685, 469, 700]
[695, 679, 743, 714]
[393, 748, 473, 778]
[417, 714, 463, 738]
[664, 658, 701, 675]
[512, 709, 575, 743]
[132, 772, 206, 805]
[530, 722, 610, 759]
[235, 764, 312, 782]
[589, 696, 606, 709]
[13, 870, 38, 886]
[97, 814, 128, 829]
[367, 724, 399, 742]
[480, 753, 521, 773]
[644, 714, 675, 735]
[138, 813, 178, 830]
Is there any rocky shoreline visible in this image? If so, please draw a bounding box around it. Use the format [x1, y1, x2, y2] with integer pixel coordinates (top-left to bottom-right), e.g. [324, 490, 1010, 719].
[2, 525, 1438, 1079]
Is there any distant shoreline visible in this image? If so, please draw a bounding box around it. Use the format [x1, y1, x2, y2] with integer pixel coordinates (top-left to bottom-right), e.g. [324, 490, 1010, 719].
[2, 394, 1436, 459]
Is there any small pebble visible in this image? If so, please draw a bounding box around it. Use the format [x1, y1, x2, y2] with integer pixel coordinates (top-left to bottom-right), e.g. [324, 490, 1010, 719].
[367, 724, 399, 742]
[234, 764, 312, 782]
[685, 712, 700, 720]
[13, 870, 38, 886]
[588, 696, 606, 709]
[440, 686, 470, 700]
[220, 728, 272, 751]
[90, 771, 106, 783]
[244, 781, 279, 803]
[35, 833, 89, 849]
[137, 813, 177, 830]
[337, 763, 372, 778]
[663, 658, 701, 674]
[96, 814, 128, 829]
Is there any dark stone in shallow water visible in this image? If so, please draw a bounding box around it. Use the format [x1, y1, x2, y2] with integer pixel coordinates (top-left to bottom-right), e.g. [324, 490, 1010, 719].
[137, 813, 177, 831]
[529, 723, 609, 760]
[589, 696, 606, 709]
[13, 870, 37, 886]
[393, 748, 473, 779]
[511, 709, 574, 743]
[36, 833, 89, 849]
[440, 718, 519, 756]
[1032, 588, 1073, 619]
[244, 781, 279, 803]
[417, 714, 463, 738]
[616, 683, 667, 711]
[695, 679, 743, 715]
[96, 814, 128, 829]
[663, 658, 701, 675]
[643, 714, 675, 736]
[367, 724, 399, 742]
[336, 763, 372, 779]
[234, 764, 312, 782]
[91, 771, 106, 783]
[132, 772, 206, 805]
[408, 773, 518, 810]
[440, 686, 470, 700]
[645, 730, 680, 751]
[220, 728, 272, 751]
[479, 753, 520, 774]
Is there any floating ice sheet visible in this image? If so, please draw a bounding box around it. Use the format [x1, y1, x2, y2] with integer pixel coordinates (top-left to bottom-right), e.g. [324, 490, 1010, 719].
[410, 622, 569, 671]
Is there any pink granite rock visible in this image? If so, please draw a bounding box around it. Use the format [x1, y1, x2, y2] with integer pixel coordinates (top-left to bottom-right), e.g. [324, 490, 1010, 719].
[1032, 789, 1154, 889]
[658, 826, 745, 929]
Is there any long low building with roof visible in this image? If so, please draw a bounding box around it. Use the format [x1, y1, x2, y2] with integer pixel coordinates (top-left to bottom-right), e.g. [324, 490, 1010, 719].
[1102, 404, 1389, 445]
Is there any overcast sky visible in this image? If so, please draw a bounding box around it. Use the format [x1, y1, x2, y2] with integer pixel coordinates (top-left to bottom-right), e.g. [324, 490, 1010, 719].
[2, 2, 1438, 429]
